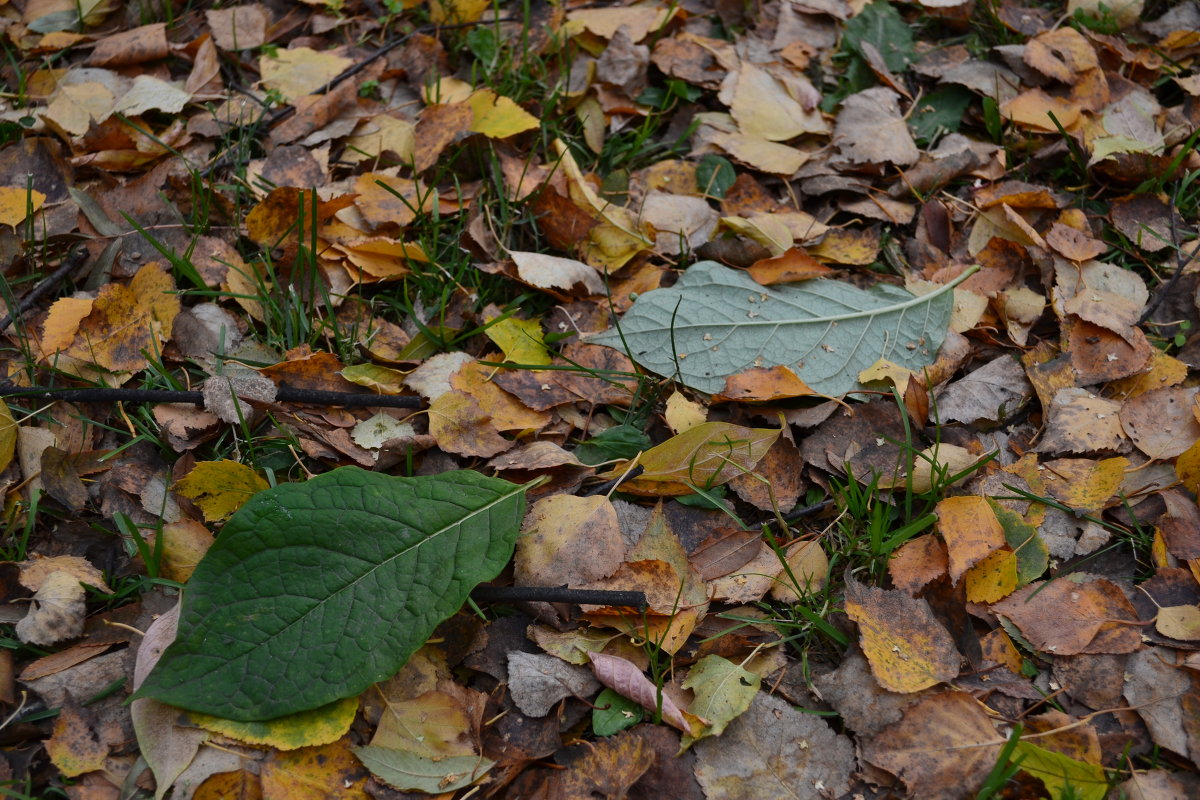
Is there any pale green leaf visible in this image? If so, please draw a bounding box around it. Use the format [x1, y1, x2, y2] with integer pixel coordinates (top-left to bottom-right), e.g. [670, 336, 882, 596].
[682, 655, 761, 749]
[590, 261, 971, 396]
[352, 746, 494, 793]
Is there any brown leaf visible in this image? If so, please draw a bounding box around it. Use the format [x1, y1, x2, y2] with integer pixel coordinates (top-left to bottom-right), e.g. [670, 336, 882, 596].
[863, 691, 1000, 800]
[413, 102, 474, 173]
[1037, 388, 1126, 455]
[844, 575, 961, 693]
[889, 535, 949, 595]
[693, 692, 854, 800]
[745, 247, 834, 285]
[427, 390, 512, 458]
[556, 730, 656, 800]
[206, 5, 269, 50]
[1111, 193, 1181, 252]
[688, 528, 763, 581]
[44, 699, 109, 778]
[832, 87, 919, 166]
[992, 575, 1142, 655]
[1046, 222, 1106, 261]
[88, 23, 168, 66]
[715, 365, 816, 402]
[515, 495, 624, 587]
[1120, 386, 1200, 459]
[1067, 317, 1153, 383]
[728, 434, 804, 511]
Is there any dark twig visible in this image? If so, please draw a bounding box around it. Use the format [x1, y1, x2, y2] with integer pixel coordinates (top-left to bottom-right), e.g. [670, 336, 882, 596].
[0, 384, 421, 409]
[0, 248, 89, 333]
[783, 498, 834, 523]
[471, 586, 647, 608]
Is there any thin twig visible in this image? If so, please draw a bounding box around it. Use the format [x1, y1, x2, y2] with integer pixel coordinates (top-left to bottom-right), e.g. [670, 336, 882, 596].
[0, 384, 421, 409]
[0, 247, 89, 332]
[471, 586, 647, 608]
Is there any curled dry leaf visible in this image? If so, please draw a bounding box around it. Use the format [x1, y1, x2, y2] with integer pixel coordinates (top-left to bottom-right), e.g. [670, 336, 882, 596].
[15, 571, 87, 646]
[589, 652, 703, 736]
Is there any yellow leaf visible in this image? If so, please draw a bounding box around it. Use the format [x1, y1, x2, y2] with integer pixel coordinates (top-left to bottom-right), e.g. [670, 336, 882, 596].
[341, 363, 408, 394]
[0, 187, 45, 227]
[1041, 456, 1128, 511]
[371, 690, 477, 755]
[61, 262, 179, 373]
[172, 460, 270, 523]
[720, 214, 792, 255]
[1175, 438, 1200, 495]
[858, 358, 914, 394]
[451, 361, 550, 432]
[155, 519, 214, 583]
[964, 549, 1019, 603]
[259, 47, 353, 103]
[1157, 605, 1200, 640]
[809, 227, 881, 265]
[601, 422, 780, 496]
[40, 297, 93, 359]
[427, 390, 512, 457]
[664, 391, 707, 435]
[429, 0, 490, 24]
[769, 540, 829, 602]
[845, 576, 960, 693]
[0, 401, 15, 474]
[45, 702, 108, 778]
[582, 222, 650, 272]
[709, 131, 808, 174]
[1108, 350, 1188, 397]
[484, 317, 551, 366]
[876, 443, 978, 493]
[341, 115, 415, 164]
[188, 696, 358, 751]
[467, 89, 540, 139]
[936, 495, 1007, 583]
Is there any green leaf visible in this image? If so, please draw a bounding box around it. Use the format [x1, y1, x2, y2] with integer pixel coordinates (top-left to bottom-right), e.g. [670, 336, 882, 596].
[1013, 741, 1107, 800]
[352, 746, 495, 793]
[681, 655, 761, 749]
[593, 688, 643, 736]
[590, 261, 971, 397]
[696, 155, 736, 199]
[575, 425, 653, 466]
[135, 467, 527, 721]
[989, 499, 1048, 586]
[842, 1, 915, 73]
[909, 85, 974, 145]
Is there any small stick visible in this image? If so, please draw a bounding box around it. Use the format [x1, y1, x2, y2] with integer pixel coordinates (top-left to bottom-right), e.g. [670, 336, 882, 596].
[0, 384, 421, 409]
[0, 248, 89, 332]
[471, 586, 647, 608]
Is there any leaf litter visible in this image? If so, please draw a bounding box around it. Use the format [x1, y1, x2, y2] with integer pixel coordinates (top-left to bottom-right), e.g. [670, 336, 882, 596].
[0, 0, 1200, 797]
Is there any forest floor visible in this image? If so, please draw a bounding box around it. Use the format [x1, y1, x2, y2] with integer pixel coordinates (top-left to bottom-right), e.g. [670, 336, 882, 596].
[0, 0, 1199, 798]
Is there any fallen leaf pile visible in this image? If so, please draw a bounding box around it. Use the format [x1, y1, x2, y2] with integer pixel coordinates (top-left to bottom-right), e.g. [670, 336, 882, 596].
[0, 0, 1198, 796]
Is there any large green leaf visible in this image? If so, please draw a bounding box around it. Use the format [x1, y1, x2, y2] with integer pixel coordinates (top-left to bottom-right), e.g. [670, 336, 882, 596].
[135, 468, 527, 721]
[590, 261, 969, 397]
